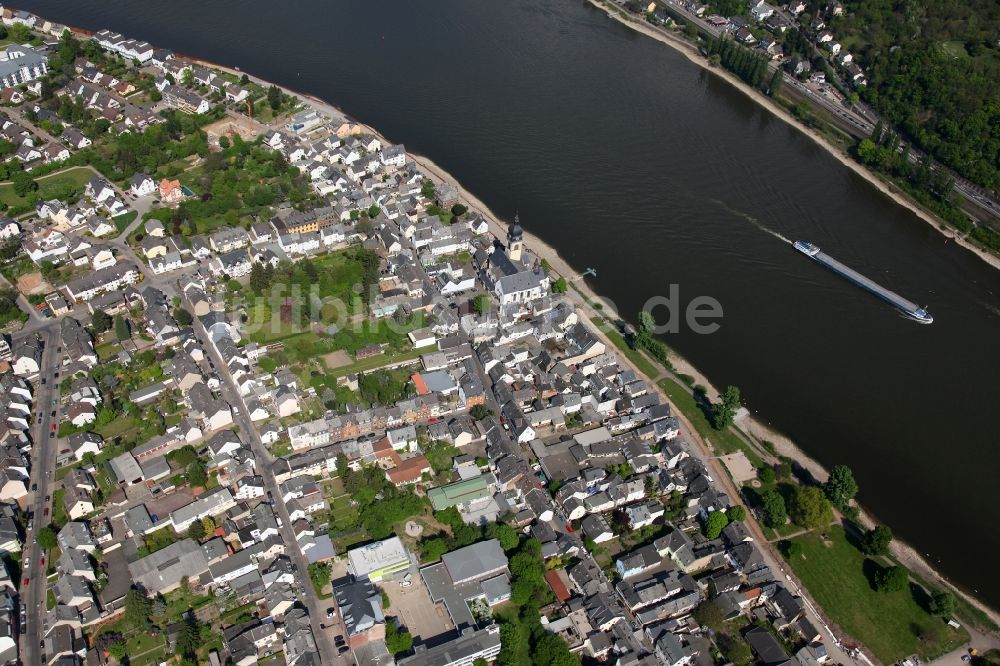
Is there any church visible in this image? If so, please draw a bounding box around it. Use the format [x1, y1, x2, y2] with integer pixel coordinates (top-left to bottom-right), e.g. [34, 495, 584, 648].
[478, 215, 550, 307]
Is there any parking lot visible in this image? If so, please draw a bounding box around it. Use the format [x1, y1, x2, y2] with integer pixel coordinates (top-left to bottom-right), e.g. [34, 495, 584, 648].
[379, 574, 453, 642]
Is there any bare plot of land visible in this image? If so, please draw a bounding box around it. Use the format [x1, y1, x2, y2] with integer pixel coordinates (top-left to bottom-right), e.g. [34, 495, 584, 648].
[322, 350, 352, 369]
[16, 272, 48, 295]
[380, 576, 453, 642]
[720, 451, 757, 484]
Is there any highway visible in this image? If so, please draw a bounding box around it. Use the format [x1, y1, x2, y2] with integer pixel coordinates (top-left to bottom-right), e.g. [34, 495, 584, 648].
[185, 295, 345, 665]
[18, 321, 62, 666]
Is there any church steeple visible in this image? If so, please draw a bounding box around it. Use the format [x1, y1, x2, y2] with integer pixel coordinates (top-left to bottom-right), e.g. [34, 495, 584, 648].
[507, 212, 524, 262]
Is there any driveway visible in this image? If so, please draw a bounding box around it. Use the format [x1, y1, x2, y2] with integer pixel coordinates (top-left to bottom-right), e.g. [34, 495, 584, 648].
[380, 576, 453, 642]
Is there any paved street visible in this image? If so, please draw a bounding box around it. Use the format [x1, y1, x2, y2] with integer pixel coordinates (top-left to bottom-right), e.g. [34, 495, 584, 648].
[185, 294, 345, 665]
[19, 321, 62, 666]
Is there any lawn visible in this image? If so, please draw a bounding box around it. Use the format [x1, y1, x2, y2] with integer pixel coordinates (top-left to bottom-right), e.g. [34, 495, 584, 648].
[113, 210, 138, 233]
[0, 255, 36, 285]
[597, 318, 661, 379]
[0, 166, 95, 208]
[328, 347, 424, 378]
[785, 526, 968, 662]
[658, 377, 764, 467]
[328, 492, 360, 531]
[125, 632, 168, 666]
[96, 413, 142, 442]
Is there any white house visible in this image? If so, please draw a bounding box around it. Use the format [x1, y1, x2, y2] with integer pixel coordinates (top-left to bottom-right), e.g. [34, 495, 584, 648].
[129, 173, 156, 197]
[0, 216, 19, 239]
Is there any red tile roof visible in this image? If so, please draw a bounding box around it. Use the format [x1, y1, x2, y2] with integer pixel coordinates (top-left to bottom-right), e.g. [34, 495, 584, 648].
[544, 569, 572, 603]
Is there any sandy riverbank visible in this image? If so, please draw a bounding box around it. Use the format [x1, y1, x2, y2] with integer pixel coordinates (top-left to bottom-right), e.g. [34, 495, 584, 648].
[590, 0, 1000, 272]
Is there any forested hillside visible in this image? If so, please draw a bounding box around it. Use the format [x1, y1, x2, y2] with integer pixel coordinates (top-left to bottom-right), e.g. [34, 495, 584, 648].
[833, 0, 1000, 191]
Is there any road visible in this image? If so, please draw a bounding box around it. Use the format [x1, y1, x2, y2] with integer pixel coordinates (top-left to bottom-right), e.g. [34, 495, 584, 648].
[184, 295, 344, 665]
[19, 321, 62, 666]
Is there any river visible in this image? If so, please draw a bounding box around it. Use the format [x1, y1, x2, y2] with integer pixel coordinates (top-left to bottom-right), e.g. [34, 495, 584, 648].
[19, 0, 1000, 608]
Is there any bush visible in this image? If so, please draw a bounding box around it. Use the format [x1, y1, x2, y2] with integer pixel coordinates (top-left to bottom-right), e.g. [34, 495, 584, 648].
[928, 591, 955, 617]
[727, 505, 746, 522]
[873, 564, 908, 593]
[860, 525, 893, 556]
[788, 485, 832, 530]
[779, 539, 802, 558]
[703, 510, 730, 539]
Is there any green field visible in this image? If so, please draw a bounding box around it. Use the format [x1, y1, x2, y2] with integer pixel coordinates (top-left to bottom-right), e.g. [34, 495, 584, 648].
[786, 527, 968, 662]
[658, 377, 763, 467]
[0, 166, 95, 207]
[599, 320, 661, 378]
[328, 347, 424, 378]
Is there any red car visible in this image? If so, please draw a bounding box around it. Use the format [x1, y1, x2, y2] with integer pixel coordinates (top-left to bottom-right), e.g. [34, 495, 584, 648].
[50, 424, 56, 432]
[21, 578, 28, 587]
[38, 557, 44, 567]
[43, 508, 49, 517]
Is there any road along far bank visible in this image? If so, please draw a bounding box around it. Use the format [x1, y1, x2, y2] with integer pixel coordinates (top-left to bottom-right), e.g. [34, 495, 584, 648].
[588, 0, 1000, 273]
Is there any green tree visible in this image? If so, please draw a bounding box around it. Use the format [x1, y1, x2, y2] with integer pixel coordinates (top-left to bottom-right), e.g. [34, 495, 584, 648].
[692, 599, 724, 631]
[496, 523, 520, 552]
[36, 526, 57, 550]
[928, 590, 956, 617]
[711, 385, 741, 430]
[551, 277, 568, 293]
[780, 539, 803, 558]
[267, 85, 282, 110]
[727, 505, 746, 522]
[113, 314, 129, 341]
[761, 488, 787, 528]
[385, 619, 413, 656]
[788, 485, 832, 530]
[469, 404, 490, 420]
[173, 307, 193, 326]
[124, 589, 152, 630]
[497, 618, 528, 666]
[187, 520, 206, 541]
[703, 510, 729, 539]
[874, 564, 908, 593]
[758, 465, 776, 485]
[108, 641, 127, 659]
[451, 204, 468, 217]
[308, 562, 332, 593]
[12, 171, 36, 197]
[91, 309, 112, 333]
[472, 294, 491, 315]
[187, 460, 208, 488]
[534, 631, 577, 666]
[175, 617, 200, 659]
[767, 68, 783, 96]
[860, 524, 893, 556]
[823, 464, 858, 508]
[420, 537, 449, 562]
